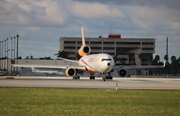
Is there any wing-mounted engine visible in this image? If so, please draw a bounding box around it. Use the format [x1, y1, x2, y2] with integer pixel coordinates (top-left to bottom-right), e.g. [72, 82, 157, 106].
[78, 45, 91, 57]
[65, 68, 76, 76]
[117, 68, 127, 77]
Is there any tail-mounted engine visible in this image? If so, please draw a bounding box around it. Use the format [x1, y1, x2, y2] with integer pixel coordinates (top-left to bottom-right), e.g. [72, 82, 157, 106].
[78, 45, 91, 57]
[65, 68, 76, 77]
[117, 68, 127, 77]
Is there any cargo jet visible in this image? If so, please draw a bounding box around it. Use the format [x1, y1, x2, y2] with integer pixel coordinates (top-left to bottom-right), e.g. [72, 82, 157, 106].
[12, 27, 165, 81]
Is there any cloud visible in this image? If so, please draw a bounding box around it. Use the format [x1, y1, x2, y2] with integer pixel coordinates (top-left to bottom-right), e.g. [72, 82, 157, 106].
[67, 1, 124, 18]
[74, 0, 180, 9]
[0, 0, 66, 27]
[0, 0, 179, 60]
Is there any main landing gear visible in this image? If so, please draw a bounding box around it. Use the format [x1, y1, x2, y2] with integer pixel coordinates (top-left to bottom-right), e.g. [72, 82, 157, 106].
[102, 72, 113, 81]
[73, 75, 80, 79]
[90, 73, 95, 80]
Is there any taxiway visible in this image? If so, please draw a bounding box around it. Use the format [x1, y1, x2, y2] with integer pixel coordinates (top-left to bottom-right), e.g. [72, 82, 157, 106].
[0, 76, 180, 90]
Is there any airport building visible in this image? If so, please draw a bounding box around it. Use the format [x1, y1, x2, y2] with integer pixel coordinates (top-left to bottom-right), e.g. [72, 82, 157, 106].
[60, 34, 155, 65]
[0, 34, 155, 76]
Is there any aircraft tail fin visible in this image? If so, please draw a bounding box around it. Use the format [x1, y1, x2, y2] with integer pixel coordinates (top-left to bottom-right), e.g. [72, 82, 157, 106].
[78, 27, 91, 57]
[81, 27, 85, 46]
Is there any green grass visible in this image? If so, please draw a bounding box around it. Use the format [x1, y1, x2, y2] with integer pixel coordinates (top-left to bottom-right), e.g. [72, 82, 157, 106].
[0, 88, 180, 116]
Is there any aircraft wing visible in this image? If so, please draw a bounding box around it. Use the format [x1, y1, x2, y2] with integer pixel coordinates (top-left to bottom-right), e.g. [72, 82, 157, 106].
[58, 57, 79, 63]
[12, 64, 86, 70]
[113, 64, 165, 70]
[113, 60, 166, 70]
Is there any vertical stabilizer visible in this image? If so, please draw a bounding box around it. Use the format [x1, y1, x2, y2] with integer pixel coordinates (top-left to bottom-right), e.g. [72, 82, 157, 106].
[81, 27, 85, 46]
[78, 27, 91, 57]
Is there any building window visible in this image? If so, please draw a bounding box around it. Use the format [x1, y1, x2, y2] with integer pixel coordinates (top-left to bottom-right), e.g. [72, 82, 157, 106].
[64, 46, 76, 49]
[90, 41, 102, 44]
[77, 41, 89, 44]
[103, 47, 114, 50]
[116, 42, 140, 45]
[91, 52, 100, 54]
[106, 52, 114, 55]
[64, 41, 76, 44]
[142, 48, 154, 50]
[103, 42, 115, 44]
[91, 47, 102, 50]
[116, 47, 127, 55]
[142, 42, 154, 45]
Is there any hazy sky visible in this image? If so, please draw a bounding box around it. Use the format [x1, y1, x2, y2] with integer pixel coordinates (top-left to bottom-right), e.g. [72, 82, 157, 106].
[0, 0, 180, 61]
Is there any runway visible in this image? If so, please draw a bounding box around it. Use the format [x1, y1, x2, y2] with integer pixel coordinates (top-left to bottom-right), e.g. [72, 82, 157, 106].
[0, 76, 180, 90]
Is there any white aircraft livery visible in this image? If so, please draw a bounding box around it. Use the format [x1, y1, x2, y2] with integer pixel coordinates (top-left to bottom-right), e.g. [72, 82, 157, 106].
[12, 27, 165, 81]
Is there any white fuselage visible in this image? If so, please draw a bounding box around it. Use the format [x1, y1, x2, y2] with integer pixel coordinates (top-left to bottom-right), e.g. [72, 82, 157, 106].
[79, 53, 114, 73]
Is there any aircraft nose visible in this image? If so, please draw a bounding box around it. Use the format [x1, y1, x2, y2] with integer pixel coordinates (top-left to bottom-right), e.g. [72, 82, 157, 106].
[107, 63, 110, 66]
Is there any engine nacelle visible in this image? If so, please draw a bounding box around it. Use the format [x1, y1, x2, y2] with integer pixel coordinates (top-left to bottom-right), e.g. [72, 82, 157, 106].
[117, 69, 127, 77]
[78, 45, 91, 57]
[65, 68, 76, 77]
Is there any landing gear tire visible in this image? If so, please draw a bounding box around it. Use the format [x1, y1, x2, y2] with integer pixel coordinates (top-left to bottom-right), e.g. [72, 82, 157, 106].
[73, 76, 80, 79]
[90, 73, 95, 80]
[105, 76, 113, 80]
[103, 77, 106, 81]
[90, 76, 95, 80]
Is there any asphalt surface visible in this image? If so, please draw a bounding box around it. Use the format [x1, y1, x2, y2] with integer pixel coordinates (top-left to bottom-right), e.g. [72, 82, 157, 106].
[0, 76, 180, 90]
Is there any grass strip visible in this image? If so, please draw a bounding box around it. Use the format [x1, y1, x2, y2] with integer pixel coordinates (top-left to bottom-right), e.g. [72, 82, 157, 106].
[0, 88, 180, 116]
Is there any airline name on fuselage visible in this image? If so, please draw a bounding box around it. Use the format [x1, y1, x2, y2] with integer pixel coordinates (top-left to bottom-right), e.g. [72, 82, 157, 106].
[88, 58, 98, 62]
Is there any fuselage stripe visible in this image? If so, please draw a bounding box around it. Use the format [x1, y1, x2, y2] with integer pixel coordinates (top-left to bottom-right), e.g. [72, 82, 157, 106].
[81, 59, 94, 71]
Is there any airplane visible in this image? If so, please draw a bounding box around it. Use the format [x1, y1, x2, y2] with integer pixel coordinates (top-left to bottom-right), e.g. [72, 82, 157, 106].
[31, 67, 64, 76]
[11, 27, 165, 81]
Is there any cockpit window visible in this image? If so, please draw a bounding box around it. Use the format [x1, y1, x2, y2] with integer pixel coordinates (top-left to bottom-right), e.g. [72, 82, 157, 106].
[101, 58, 112, 61]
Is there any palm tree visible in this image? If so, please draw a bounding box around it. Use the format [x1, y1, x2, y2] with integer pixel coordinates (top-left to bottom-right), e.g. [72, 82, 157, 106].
[113, 55, 118, 64]
[171, 56, 176, 63]
[148, 55, 153, 65]
[171, 56, 177, 75]
[164, 55, 169, 61]
[178, 56, 180, 70]
[55, 50, 69, 58]
[155, 55, 160, 63]
[119, 57, 126, 65]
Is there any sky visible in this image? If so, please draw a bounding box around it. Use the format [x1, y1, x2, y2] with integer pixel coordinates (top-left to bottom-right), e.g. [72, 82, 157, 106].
[0, 0, 180, 61]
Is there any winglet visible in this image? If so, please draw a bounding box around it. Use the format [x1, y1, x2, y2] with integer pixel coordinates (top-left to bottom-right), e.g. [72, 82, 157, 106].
[31, 67, 36, 72]
[81, 27, 85, 46]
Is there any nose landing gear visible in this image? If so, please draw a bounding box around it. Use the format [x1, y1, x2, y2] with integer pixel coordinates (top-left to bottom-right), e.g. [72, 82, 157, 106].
[102, 72, 113, 81]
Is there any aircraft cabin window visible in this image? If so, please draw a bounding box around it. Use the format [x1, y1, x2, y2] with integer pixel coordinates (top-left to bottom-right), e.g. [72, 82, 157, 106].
[101, 58, 112, 61]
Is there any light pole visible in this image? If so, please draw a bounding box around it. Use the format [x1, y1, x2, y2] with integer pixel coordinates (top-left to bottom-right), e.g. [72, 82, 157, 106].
[0, 41, 1, 70]
[6, 38, 9, 73]
[11, 37, 13, 75]
[1, 41, 3, 69]
[14, 36, 16, 74]
[16, 34, 19, 74]
[4, 40, 6, 70]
